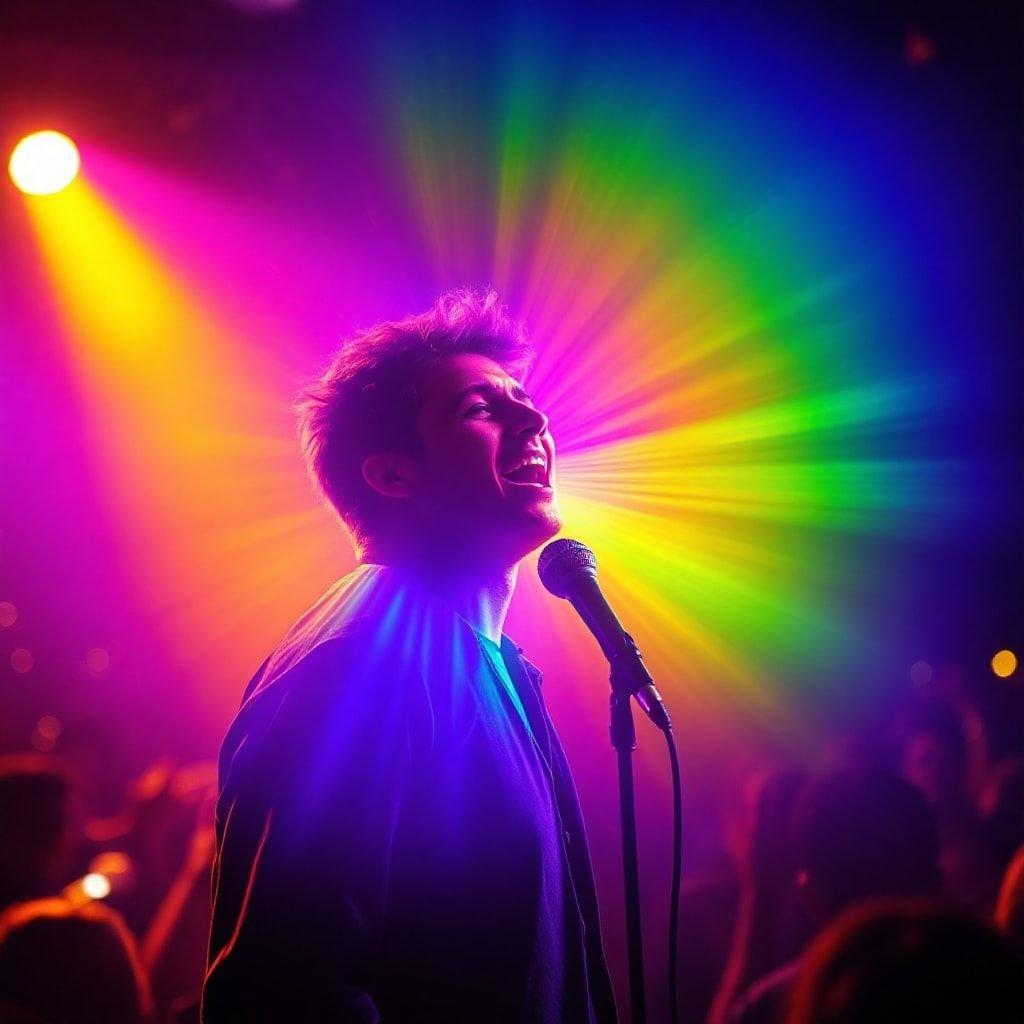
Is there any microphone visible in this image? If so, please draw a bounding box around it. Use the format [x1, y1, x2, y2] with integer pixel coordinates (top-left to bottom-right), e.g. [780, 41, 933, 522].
[538, 538, 672, 732]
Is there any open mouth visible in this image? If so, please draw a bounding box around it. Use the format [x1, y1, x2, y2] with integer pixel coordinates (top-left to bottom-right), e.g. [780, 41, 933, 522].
[500, 455, 550, 487]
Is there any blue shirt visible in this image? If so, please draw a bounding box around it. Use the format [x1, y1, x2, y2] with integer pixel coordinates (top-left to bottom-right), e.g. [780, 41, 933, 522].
[474, 630, 534, 740]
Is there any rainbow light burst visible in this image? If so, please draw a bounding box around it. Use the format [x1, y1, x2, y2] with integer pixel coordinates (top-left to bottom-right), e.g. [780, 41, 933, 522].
[14, 13, 983, 759]
[387, 20, 972, 746]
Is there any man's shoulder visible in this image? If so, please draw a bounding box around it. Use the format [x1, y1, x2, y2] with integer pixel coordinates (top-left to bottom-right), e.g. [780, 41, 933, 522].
[219, 630, 382, 782]
[246, 562, 450, 699]
[217, 617, 428, 811]
[251, 564, 393, 690]
[220, 567, 416, 763]
[222, 566, 536, 775]
[241, 625, 378, 707]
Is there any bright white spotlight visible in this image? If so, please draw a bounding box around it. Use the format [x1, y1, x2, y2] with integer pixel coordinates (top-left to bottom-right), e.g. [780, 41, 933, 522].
[8, 130, 81, 195]
[81, 872, 112, 900]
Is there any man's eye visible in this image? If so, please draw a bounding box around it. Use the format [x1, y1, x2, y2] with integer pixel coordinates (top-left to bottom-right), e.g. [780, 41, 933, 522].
[464, 403, 490, 417]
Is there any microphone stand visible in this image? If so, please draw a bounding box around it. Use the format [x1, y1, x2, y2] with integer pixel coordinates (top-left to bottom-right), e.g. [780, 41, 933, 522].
[537, 545, 677, 1024]
[610, 674, 646, 1024]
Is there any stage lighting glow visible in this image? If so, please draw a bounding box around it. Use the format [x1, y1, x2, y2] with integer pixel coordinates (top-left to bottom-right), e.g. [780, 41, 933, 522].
[17, 18, 988, 746]
[30, 731, 55, 752]
[910, 660, 933, 686]
[37, 715, 62, 739]
[992, 650, 1018, 679]
[9, 131, 80, 195]
[0, 602, 16, 628]
[81, 872, 112, 900]
[85, 646, 111, 675]
[90, 851, 132, 877]
[9, 648, 34, 673]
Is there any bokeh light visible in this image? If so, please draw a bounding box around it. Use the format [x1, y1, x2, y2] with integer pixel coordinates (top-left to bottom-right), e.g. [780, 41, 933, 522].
[89, 850, 132, 880]
[9, 648, 34, 674]
[0, 602, 17, 628]
[37, 715, 62, 739]
[992, 649, 1018, 679]
[910, 660, 934, 686]
[30, 728, 55, 752]
[8, 130, 81, 196]
[81, 872, 112, 900]
[85, 647, 111, 676]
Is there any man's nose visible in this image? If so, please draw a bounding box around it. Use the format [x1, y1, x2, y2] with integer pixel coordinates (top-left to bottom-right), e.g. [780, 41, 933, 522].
[511, 400, 549, 439]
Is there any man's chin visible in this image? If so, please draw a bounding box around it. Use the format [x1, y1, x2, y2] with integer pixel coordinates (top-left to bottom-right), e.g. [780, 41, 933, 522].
[416, 494, 562, 565]
[514, 501, 563, 557]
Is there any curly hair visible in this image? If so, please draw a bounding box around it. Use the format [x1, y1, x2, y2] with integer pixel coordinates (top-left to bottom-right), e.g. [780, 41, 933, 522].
[296, 288, 535, 555]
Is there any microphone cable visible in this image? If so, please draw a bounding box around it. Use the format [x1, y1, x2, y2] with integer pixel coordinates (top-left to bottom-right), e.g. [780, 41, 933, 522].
[664, 724, 682, 1024]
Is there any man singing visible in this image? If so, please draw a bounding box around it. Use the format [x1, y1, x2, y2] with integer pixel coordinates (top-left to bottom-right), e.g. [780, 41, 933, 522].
[202, 290, 617, 1022]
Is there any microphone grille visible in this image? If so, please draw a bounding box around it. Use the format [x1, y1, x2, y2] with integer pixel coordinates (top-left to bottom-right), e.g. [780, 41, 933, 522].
[537, 538, 597, 599]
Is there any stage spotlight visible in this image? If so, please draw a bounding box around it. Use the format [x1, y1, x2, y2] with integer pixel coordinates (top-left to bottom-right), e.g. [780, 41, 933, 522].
[992, 649, 1018, 679]
[8, 130, 80, 195]
[81, 873, 112, 900]
[63, 853, 134, 907]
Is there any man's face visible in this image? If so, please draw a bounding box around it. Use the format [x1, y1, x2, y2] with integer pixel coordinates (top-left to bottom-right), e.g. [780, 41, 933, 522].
[405, 352, 562, 564]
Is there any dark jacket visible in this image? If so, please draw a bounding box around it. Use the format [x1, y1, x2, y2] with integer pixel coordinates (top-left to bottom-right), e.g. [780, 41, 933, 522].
[202, 565, 617, 1023]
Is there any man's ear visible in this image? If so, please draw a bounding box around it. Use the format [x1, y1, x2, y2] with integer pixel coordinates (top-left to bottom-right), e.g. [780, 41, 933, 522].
[361, 453, 417, 499]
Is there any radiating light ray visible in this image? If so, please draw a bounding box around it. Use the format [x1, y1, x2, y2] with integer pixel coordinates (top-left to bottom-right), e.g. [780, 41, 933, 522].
[385, 20, 970, 740]
[20, 172, 348, 713]
[559, 492, 836, 679]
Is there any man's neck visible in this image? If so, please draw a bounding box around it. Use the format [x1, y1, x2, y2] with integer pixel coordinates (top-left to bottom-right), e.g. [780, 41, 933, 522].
[361, 545, 518, 645]
[451, 565, 518, 645]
